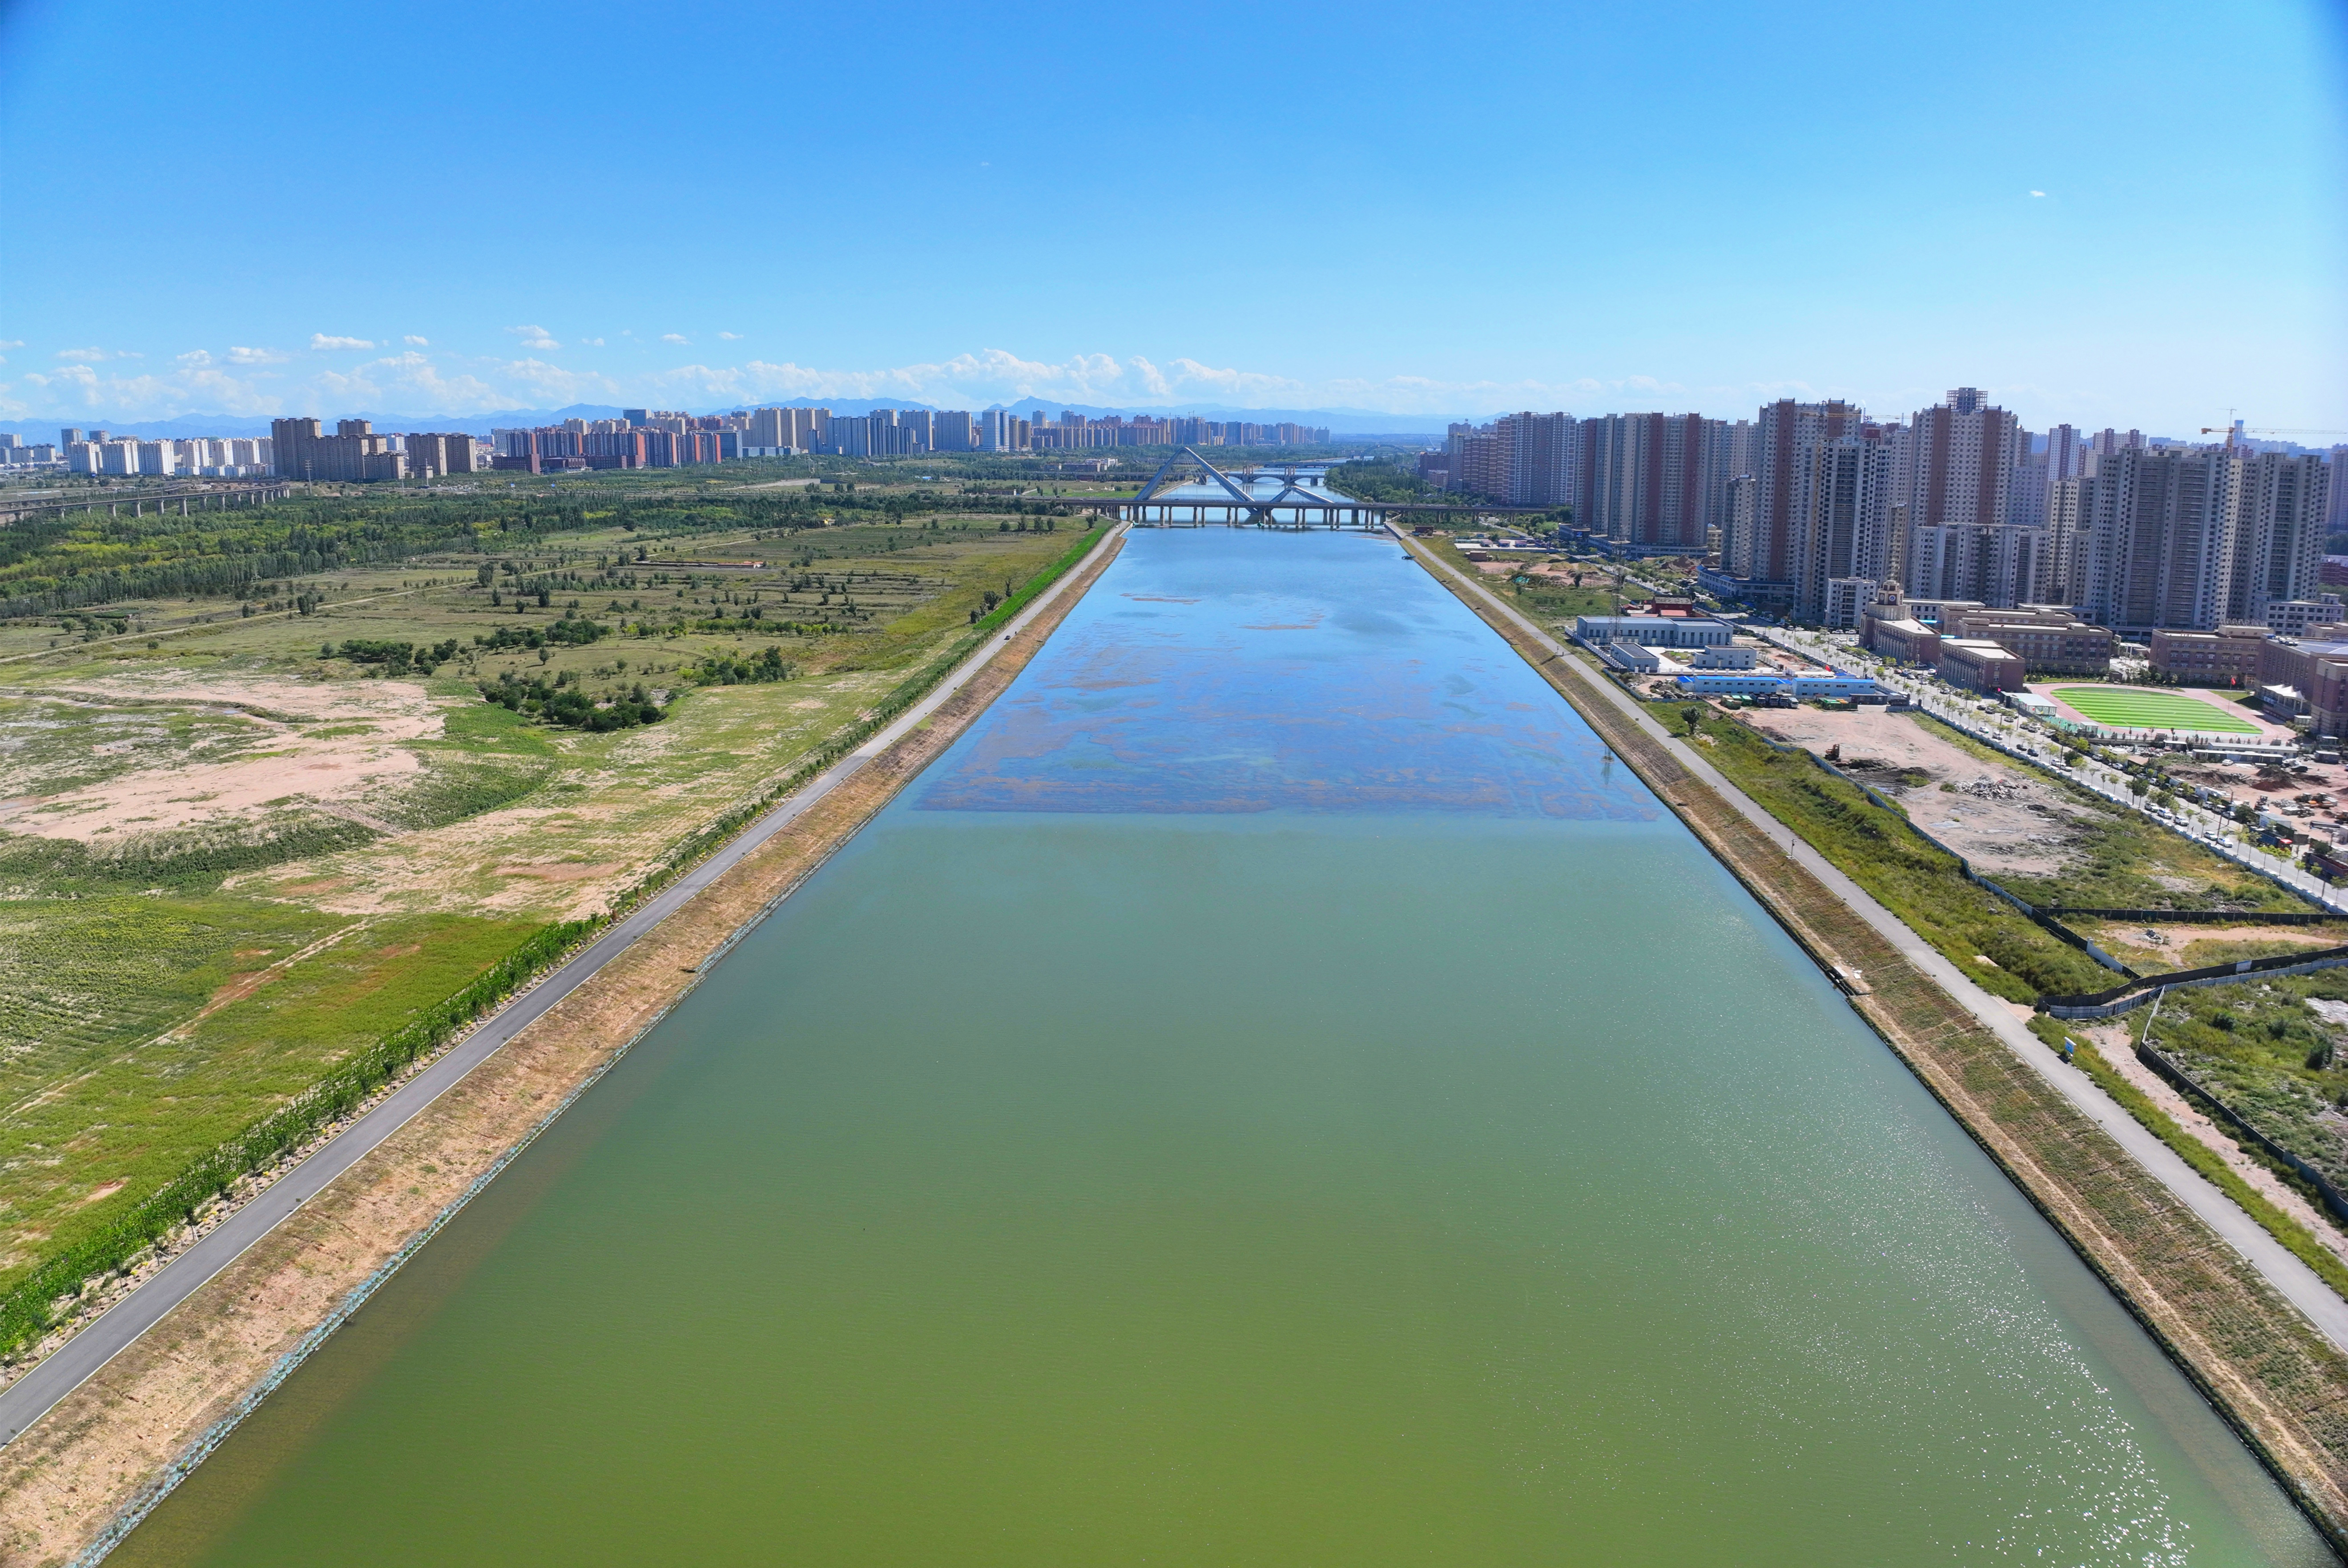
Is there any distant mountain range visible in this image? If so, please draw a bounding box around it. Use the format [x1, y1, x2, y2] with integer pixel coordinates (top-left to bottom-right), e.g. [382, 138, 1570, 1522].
[10, 401, 1448, 442]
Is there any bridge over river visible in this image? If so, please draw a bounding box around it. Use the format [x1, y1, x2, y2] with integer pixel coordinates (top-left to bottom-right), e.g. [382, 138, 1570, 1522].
[1087, 445, 1554, 528]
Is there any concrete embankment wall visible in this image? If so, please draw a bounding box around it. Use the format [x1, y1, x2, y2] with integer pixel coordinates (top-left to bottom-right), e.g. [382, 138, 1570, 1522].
[1394, 531, 2348, 1554]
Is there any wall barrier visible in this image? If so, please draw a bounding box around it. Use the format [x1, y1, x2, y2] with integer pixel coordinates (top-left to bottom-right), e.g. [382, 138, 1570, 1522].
[2042, 945, 2348, 1018]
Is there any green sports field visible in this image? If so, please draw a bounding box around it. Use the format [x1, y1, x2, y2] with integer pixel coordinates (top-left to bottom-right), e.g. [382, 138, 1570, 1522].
[2050, 686, 2263, 734]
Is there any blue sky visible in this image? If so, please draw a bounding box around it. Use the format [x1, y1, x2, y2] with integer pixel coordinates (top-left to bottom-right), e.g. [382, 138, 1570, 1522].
[2, 0, 2342, 434]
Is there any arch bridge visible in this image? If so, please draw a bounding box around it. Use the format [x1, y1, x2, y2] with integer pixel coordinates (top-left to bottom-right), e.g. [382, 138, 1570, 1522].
[1095, 447, 1553, 529]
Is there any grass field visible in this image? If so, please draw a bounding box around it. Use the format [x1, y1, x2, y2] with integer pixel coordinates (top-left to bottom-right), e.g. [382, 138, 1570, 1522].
[2053, 685, 2263, 734]
[0, 482, 1099, 1313]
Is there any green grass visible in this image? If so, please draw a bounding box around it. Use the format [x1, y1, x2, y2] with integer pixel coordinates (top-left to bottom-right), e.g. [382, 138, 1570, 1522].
[0, 910, 537, 1298]
[2024, 1014, 2348, 1300]
[0, 501, 1112, 1336]
[2052, 685, 2262, 734]
[2140, 972, 2348, 1189]
[1683, 706, 2110, 1001]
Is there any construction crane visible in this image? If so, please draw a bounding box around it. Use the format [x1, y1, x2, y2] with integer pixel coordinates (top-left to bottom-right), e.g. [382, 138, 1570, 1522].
[2199, 422, 2348, 444]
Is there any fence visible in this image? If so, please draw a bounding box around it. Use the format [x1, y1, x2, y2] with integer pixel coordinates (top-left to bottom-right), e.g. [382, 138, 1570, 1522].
[2042, 906, 2337, 926]
[2136, 1035, 2348, 1228]
[2042, 945, 2348, 1018]
[1756, 733, 2143, 978]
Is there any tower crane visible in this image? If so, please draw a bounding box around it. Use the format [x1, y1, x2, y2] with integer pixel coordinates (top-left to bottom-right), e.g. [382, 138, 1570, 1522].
[2199, 422, 2348, 445]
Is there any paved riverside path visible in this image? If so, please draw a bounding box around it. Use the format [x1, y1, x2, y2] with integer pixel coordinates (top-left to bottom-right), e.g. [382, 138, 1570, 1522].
[1402, 532, 2348, 1355]
[0, 527, 1125, 1449]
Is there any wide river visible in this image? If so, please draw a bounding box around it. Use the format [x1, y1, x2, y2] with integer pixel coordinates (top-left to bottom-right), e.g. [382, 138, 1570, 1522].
[119, 527, 2328, 1564]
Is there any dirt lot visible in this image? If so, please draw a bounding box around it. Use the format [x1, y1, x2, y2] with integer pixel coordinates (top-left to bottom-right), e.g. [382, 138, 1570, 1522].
[2084, 920, 2348, 972]
[1740, 705, 2093, 879]
[0, 675, 441, 842]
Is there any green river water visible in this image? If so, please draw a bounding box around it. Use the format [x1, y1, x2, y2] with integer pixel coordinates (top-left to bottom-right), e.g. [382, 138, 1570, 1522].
[117, 529, 2330, 1564]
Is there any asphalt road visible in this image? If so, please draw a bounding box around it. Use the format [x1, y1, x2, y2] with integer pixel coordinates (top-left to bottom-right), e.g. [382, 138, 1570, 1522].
[1409, 533, 2348, 1353]
[0, 528, 1122, 1449]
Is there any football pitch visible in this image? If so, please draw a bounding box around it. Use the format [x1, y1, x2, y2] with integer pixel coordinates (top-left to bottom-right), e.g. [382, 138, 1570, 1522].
[2051, 686, 2263, 734]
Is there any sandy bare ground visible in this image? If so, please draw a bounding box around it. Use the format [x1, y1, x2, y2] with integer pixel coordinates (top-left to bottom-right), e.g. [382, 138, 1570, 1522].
[1740, 706, 2091, 879]
[0, 675, 441, 843]
[2082, 1022, 2348, 1270]
[0, 534, 1126, 1568]
[2089, 921, 2348, 972]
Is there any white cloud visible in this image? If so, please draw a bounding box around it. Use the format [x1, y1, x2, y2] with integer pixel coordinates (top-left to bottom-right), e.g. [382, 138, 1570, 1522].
[661, 333, 690, 345]
[57, 346, 138, 362]
[2030, 189, 2047, 197]
[0, 341, 21, 350]
[0, 342, 1796, 426]
[506, 325, 560, 350]
[310, 334, 376, 351]
[581, 337, 605, 347]
[404, 334, 430, 346]
[718, 331, 741, 341]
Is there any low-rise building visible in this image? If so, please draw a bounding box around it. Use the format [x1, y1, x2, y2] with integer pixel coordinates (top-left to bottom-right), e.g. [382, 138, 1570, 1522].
[1945, 607, 2115, 676]
[2259, 637, 2348, 738]
[2006, 692, 2061, 721]
[2149, 625, 2267, 686]
[1865, 615, 1940, 666]
[1688, 645, 1757, 669]
[1937, 638, 2027, 693]
[1823, 577, 1876, 630]
[1676, 670, 1881, 700]
[2267, 597, 2347, 638]
[1599, 641, 1664, 672]
[1571, 613, 1734, 649]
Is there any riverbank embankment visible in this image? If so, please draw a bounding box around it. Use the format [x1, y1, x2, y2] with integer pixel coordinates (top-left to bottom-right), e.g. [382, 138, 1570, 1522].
[1394, 528, 2348, 1550]
[0, 532, 1129, 1568]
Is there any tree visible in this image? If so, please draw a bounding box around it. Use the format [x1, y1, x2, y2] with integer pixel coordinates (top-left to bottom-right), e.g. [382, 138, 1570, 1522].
[1681, 704, 1704, 736]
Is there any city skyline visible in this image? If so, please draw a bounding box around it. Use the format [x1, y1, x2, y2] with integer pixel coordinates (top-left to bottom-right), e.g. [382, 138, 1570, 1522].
[2, 0, 2340, 433]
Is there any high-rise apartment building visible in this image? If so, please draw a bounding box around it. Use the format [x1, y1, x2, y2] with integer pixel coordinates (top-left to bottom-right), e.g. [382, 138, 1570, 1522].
[2230, 450, 2332, 623]
[1493, 412, 1573, 507]
[272, 418, 406, 482]
[2081, 446, 2243, 631]
[400, 432, 477, 478]
[934, 410, 977, 452]
[979, 410, 1030, 452]
[2043, 477, 2086, 607]
[1793, 430, 1899, 623]
[1571, 413, 1717, 550]
[1746, 398, 1863, 585]
[1905, 389, 2019, 532]
[1447, 422, 1506, 500]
